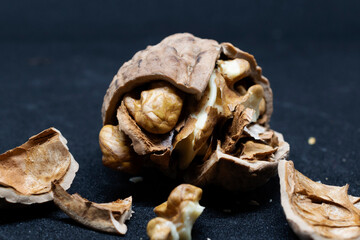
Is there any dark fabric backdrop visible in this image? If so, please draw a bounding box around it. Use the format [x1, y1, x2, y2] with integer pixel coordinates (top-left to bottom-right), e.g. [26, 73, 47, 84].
[0, 1, 359, 239]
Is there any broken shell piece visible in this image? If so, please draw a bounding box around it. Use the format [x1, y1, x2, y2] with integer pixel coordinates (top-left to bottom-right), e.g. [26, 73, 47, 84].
[0, 128, 79, 204]
[117, 101, 173, 155]
[222, 106, 256, 154]
[186, 132, 289, 191]
[243, 124, 267, 140]
[174, 109, 219, 170]
[147, 184, 204, 240]
[52, 183, 132, 235]
[241, 140, 277, 160]
[173, 71, 223, 169]
[279, 160, 360, 240]
[220, 42, 273, 124]
[221, 84, 265, 154]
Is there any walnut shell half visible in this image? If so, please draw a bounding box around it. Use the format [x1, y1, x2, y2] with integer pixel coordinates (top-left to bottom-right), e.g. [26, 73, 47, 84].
[0, 128, 79, 204]
[279, 160, 360, 240]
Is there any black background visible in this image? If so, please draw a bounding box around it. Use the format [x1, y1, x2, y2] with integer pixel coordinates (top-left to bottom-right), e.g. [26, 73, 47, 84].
[0, 1, 359, 239]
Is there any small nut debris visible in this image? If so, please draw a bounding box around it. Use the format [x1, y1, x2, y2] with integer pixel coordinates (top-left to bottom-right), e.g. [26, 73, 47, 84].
[0, 127, 79, 204]
[124, 82, 183, 134]
[308, 137, 316, 145]
[147, 184, 204, 240]
[185, 132, 289, 191]
[52, 182, 133, 235]
[279, 160, 360, 240]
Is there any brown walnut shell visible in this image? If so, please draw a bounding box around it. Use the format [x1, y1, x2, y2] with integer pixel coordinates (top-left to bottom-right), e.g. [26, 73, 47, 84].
[52, 183, 132, 235]
[279, 160, 360, 240]
[100, 33, 288, 191]
[0, 128, 79, 205]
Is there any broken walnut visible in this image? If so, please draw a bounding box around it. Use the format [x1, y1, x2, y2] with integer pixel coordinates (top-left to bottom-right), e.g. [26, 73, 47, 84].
[279, 160, 360, 240]
[0, 128, 79, 204]
[100, 33, 289, 191]
[147, 184, 204, 240]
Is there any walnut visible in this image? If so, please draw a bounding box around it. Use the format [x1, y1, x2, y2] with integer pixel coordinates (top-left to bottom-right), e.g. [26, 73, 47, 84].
[124, 82, 183, 134]
[278, 160, 360, 240]
[147, 184, 204, 240]
[0, 128, 79, 204]
[100, 33, 289, 191]
[52, 182, 132, 235]
[99, 125, 142, 173]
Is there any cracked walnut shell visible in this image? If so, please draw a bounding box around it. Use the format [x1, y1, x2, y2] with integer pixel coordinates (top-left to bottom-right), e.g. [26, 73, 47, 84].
[279, 160, 360, 240]
[100, 33, 289, 191]
[0, 128, 79, 205]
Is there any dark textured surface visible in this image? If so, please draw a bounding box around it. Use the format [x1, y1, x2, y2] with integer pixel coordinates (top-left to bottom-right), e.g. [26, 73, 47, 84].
[0, 1, 359, 239]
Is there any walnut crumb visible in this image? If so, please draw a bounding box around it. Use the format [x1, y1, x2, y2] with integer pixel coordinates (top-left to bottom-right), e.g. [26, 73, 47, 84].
[308, 137, 316, 145]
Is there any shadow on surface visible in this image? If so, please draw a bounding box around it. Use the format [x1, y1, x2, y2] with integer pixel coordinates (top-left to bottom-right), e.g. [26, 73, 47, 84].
[0, 201, 56, 224]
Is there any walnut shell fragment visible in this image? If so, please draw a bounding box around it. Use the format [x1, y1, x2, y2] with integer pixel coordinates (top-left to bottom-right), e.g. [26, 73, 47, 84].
[147, 184, 204, 240]
[279, 160, 360, 240]
[100, 33, 289, 191]
[185, 131, 289, 191]
[52, 183, 132, 235]
[0, 128, 79, 204]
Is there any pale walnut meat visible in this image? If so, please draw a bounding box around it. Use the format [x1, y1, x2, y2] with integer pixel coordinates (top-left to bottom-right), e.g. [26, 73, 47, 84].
[147, 184, 204, 240]
[217, 58, 251, 84]
[124, 82, 183, 134]
[0, 128, 79, 205]
[279, 160, 360, 240]
[100, 33, 288, 191]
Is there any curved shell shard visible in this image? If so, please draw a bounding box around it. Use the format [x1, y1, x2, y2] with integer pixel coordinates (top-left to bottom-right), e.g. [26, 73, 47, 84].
[52, 183, 132, 235]
[279, 160, 360, 240]
[0, 128, 79, 204]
